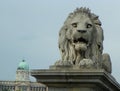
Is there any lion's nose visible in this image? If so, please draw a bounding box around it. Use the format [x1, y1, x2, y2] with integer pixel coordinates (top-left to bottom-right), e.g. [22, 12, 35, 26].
[77, 30, 86, 33]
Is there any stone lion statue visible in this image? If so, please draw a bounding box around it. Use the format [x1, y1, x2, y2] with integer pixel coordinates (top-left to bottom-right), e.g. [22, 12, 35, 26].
[55, 7, 111, 73]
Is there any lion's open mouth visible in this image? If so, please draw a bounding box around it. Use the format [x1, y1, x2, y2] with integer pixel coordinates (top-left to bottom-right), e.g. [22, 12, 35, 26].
[73, 37, 88, 44]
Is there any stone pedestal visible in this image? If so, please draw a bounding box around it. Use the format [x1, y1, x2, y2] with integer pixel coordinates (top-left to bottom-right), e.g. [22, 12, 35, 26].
[31, 66, 120, 91]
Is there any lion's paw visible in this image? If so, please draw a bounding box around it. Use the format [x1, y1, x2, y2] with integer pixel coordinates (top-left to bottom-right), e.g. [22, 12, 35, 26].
[79, 59, 94, 68]
[55, 60, 73, 66]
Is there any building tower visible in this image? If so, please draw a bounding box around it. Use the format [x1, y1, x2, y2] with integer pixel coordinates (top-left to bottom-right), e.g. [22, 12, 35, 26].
[16, 60, 30, 81]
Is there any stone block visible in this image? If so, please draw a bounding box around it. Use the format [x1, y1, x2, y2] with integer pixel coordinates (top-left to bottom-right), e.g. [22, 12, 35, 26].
[31, 68, 120, 91]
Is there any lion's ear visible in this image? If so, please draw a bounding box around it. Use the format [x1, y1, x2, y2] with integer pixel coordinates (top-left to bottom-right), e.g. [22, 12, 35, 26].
[91, 14, 102, 26]
[94, 19, 102, 26]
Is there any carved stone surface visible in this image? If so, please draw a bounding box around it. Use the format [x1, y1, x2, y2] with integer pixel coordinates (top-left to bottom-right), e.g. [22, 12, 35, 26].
[31, 69, 120, 91]
[55, 7, 111, 73]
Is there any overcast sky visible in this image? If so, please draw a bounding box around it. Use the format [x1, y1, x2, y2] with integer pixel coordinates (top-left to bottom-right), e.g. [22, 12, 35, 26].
[0, 0, 120, 83]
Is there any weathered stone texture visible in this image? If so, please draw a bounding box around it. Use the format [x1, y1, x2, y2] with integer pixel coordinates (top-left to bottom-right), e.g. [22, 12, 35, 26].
[31, 69, 120, 91]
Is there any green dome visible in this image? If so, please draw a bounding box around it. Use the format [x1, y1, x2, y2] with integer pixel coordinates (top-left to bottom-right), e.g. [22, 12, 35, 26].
[17, 60, 29, 70]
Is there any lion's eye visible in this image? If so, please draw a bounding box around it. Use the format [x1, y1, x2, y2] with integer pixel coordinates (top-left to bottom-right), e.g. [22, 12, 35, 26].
[86, 23, 92, 28]
[72, 23, 77, 28]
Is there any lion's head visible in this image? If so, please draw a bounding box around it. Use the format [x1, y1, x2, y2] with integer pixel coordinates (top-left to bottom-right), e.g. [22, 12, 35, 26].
[56, 7, 104, 67]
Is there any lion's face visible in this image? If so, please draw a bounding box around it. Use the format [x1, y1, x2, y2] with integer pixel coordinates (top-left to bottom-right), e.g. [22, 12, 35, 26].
[67, 14, 94, 51]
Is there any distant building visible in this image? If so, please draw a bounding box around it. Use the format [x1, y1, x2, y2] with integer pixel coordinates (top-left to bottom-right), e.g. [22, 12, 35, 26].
[0, 60, 47, 91]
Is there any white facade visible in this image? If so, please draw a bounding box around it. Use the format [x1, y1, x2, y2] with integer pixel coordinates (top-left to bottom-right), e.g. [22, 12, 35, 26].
[16, 70, 30, 81]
